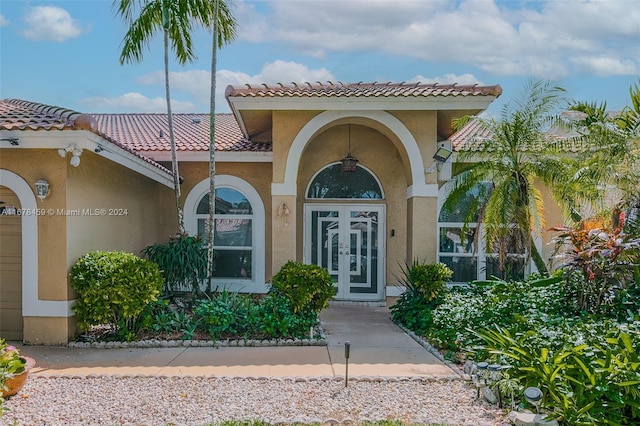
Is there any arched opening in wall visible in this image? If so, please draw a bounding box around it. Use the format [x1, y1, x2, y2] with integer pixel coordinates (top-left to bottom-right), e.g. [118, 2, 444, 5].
[304, 163, 386, 301]
[0, 186, 23, 340]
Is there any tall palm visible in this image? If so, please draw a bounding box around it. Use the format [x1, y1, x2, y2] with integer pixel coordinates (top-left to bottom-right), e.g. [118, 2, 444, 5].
[206, 0, 237, 281]
[114, 0, 220, 234]
[443, 80, 579, 277]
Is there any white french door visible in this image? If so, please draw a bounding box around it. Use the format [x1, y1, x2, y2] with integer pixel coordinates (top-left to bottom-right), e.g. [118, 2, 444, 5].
[304, 204, 385, 301]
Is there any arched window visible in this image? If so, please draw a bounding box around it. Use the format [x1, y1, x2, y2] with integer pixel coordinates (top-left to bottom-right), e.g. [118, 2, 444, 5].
[184, 176, 265, 292]
[196, 188, 253, 279]
[306, 163, 383, 199]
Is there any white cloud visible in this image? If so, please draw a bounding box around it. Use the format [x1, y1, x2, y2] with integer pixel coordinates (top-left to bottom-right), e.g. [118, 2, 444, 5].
[79, 92, 194, 113]
[410, 73, 483, 86]
[0, 14, 9, 26]
[237, 0, 640, 78]
[133, 60, 336, 111]
[570, 56, 638, 76]
[21, 6, 82, 42]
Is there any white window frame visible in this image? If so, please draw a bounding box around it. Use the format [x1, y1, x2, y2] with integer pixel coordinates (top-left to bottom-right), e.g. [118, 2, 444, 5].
[437, 182, 535, 285]
[184, 176, 266, 293]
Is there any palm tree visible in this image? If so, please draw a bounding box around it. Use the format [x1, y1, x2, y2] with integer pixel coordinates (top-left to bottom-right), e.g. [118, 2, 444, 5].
[114, 0, 222, 234]
[569, 79, 640, 226]
[443, 80, 580, 277]
[206, 0, 237, 281]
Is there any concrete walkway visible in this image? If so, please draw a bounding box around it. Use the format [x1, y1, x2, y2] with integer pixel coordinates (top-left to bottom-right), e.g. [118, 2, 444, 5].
[14, 304, 456, 379]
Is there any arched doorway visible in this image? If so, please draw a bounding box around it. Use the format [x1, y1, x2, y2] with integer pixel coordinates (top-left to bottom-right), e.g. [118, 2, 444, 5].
[304, 163, 385, 301]
[0, 186, 23, 339]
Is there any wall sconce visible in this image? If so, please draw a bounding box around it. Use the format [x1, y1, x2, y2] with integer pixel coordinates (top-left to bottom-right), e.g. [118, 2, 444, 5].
[34, 178, 50, 202]
[278, 203, 290, 216]
[58, 144, 83, 167]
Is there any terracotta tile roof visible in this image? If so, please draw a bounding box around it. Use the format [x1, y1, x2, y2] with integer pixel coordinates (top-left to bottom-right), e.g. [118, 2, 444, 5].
[450, 114, 589, 153]
[0, 98, 84, 131]
[450, 119, 494, 151]
[93, 113, 271, 152]
[0, 99, 171, 173]
[225, 81, 503, 99]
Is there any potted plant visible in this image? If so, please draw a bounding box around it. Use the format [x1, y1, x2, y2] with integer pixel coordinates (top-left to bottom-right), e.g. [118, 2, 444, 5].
[1, 339, 35, 399]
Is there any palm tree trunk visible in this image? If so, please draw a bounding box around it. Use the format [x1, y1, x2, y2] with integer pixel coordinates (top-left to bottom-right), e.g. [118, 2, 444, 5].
[530, 239, 549, 276]
[206, 0, 219, 284]
[164, 28, 185, 235]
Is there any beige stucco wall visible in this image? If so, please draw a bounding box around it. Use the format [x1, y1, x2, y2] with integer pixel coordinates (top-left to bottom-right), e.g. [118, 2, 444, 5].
[66, 152, 175, 273]
[1, 149, 70, 301]
[296, 124, 410, 285]
[178, 161, 274, 279]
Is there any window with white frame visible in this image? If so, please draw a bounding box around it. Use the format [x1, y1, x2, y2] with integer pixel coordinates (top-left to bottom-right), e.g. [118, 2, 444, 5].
[196, 188, 253, 279]
[438, 182, 525, 283]
[185, 176, 265, 291]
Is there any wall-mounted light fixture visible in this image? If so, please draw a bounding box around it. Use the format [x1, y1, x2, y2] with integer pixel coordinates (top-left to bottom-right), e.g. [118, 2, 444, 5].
[341, 124, 358, 173]
[34, 178, 50, 202]
[278, 203, 290, 216]
[58, 144, 83, 167]
[425, 144, 454, 174]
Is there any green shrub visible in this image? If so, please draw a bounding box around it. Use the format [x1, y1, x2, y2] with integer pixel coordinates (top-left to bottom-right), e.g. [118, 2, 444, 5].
[70, 251, 164, 336]
[390, 261, 452, 335]
[473, 324, 640, 425]
[269, 261, 336, 314]
[256, 294, 316, 338]
[194, 291, 257, 339]
[141, 235, 208, 295]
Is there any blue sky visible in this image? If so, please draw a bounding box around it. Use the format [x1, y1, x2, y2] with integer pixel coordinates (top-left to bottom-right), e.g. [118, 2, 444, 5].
[1, 0, 638, 115]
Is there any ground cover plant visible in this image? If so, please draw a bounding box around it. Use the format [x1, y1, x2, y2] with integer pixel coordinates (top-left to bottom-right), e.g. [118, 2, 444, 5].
[71, 257, 332, 343]
[392, 214, 640, 424]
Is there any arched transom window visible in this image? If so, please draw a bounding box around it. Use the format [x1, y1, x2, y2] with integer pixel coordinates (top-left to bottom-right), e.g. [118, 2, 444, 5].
[307, 163, 383, 199]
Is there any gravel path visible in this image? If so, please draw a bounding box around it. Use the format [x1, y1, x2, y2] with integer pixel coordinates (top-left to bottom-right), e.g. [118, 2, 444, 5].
[1, 376, 504, 425]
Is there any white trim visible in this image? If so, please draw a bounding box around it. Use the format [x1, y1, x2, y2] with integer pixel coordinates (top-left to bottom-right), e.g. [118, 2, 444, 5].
[385, 286, 406, 297]
[275, 110, 428, 197]
[228, 96, 497, 112]
[140, 151, 273, 163]
[406, 184, 439, 198]
[0, 130, 174, 188]
[0, 169, 74, 317]
[184, 175, 266, 293]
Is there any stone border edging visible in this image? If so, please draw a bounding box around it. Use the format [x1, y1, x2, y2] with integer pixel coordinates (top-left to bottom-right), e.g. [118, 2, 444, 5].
[31, 374, 461, 382]
[68, 337, 327, 349]
[394, 322, 469, 380]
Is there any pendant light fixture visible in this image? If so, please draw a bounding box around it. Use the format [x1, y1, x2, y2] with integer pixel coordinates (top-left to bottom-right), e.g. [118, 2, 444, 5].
[340, 124, 358, 173]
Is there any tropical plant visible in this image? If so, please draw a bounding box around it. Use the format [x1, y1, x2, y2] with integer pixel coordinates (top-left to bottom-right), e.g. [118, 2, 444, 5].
[390, 261, 452, 334]
[141, 235, 208, 295]
[568, 79, 640, 219]
[206, 0, 238, 280]
[269, 261, 336, 315]
[551, 211, 640, 312]
[472, 325, 640, 425]
[70, 251, 164, 339]
[114, 0, 228, 234]
[445, 79, 579, 277]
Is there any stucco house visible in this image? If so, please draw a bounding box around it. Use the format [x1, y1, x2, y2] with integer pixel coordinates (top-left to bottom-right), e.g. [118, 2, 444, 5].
[0, 81, 548, 345]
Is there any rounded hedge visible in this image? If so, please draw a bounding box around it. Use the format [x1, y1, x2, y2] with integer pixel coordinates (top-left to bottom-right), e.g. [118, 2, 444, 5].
[70, 251, 164, 331]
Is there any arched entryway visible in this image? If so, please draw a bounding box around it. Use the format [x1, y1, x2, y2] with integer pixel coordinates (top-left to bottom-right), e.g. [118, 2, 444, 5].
[304, 163, 386, 301]
[0, 186, 23, 339]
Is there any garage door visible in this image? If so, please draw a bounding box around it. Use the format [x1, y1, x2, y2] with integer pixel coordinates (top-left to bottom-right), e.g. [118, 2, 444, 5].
[0, 186, 22, 340]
